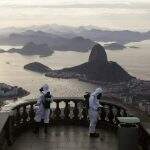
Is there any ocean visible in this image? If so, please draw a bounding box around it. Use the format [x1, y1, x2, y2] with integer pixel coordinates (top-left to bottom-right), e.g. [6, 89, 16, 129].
[0, 40, 150, 102]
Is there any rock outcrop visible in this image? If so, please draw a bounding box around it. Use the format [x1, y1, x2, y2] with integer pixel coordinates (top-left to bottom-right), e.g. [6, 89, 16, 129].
[0, 83, 29, 99]
[0, 49, 5, 53]
[89, 44, 108, 64]
[24, 62, 51, 73]
[8, 42, 54, 57]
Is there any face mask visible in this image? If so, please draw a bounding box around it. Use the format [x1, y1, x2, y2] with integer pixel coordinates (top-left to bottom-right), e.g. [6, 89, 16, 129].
[39, 87, 43, 92]
[97, 93, 102, 99]
[45, 92, 51, 98]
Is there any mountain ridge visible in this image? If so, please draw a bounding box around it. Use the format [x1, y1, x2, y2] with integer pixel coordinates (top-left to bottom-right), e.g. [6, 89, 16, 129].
[0, 24, 150, 46]
[1, 31, 96, 52]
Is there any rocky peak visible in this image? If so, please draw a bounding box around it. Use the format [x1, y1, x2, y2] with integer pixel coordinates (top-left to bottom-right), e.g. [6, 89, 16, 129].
[88, 44, 108, 64]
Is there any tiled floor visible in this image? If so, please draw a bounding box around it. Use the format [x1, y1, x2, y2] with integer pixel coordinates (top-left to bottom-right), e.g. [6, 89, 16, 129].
[8, 126, 118, 150]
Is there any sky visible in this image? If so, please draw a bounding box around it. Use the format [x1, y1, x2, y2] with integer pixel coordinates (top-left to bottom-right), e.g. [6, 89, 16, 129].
[0, 0, 150, 30]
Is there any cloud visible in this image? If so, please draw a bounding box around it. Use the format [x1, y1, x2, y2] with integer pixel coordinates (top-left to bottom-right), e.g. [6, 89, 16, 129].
[0, 2, 150, 10]
[0, 0, 149, 30]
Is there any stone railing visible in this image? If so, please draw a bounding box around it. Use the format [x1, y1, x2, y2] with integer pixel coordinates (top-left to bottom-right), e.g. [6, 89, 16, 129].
[10, 97, 128, 128]
[0, 97, 149, 150]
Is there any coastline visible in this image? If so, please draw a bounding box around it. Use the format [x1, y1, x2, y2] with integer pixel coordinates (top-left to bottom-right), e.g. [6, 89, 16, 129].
[0, 83, 30, 101]
[36, 68, 150, 101]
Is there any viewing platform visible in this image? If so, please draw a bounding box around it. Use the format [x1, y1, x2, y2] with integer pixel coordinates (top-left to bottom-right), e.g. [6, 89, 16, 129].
[0, 97, 149, 150]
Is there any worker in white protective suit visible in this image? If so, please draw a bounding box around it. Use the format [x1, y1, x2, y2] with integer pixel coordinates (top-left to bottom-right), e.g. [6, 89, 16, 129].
[34, 84, 53, 134]
[89, 87, 103, 137]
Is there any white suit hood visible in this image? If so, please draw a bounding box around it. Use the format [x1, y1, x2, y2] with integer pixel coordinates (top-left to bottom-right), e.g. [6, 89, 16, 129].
[41, 84, 50, 94]
[91, 87, 103, 97]
[89, 87, 103, 110]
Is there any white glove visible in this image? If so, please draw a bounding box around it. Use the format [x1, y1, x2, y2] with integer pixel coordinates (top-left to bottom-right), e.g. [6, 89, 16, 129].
[33, 105, 39, 111]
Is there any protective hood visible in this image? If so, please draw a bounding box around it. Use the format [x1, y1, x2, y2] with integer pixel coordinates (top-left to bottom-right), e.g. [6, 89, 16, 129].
[41, 84, 50, 94]
[91, 87, 103, 97]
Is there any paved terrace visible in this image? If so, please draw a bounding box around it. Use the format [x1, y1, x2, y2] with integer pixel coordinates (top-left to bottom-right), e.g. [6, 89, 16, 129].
[8, 126, 117, 150]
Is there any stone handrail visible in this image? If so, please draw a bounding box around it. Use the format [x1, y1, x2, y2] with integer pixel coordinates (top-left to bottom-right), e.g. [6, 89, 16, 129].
[10, 97, 128, 126]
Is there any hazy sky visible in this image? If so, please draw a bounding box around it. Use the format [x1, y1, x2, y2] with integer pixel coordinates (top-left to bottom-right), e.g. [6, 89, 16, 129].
[0, 0, 150, 30]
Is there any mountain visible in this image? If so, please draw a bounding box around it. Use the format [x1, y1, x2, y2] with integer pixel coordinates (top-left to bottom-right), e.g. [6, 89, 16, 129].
[24, 44, 134, 83]
[77, 29, 150, 44]
[24, 62, 51, 73]
[0, 31, 96, 52]
[0, 25, 150, 46]
[104, 43, 126, 50]
[46, 44, 133, 82]
[40, 25, 150, 44]
[89, 44, 107, 63]
[8, 42, 54, 57]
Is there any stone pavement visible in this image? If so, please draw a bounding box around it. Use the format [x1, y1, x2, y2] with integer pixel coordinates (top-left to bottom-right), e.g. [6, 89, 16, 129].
[8, 126, 118, 150]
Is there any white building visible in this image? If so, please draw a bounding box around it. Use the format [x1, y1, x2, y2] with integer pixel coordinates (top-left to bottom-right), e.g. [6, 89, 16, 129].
[139, 100, 150, 115]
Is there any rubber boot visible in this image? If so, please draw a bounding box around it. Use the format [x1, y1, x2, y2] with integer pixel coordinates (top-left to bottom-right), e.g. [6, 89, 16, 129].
[33, 122, 40, 135]
[90, 133, 99, 137]
[44, 123, 48, 134]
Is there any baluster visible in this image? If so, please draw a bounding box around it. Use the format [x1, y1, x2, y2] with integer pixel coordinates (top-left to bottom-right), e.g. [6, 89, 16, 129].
[49, 108, 53, 124]
[100, 104, 106, 122]
[54, 101, 61, 121]
[107, 105, 114, 124]
[73, 102, 79, 121]
[15, 107, 21, 126]
[81, 107, 88, 121]
[50, 108, 52, 118]
[81, 102, 88, 125]
[64, 101, 70, 121]
[14, 107, 21, 136]
[115, 106, 121, 123]
[116, 107, 121, 117]
[22, 105, 28, 125]
[123, 109, 127, 117]
[29, 104, 35, 124]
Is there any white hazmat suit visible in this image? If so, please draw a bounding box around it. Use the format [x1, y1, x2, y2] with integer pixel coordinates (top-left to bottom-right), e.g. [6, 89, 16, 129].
[34, 84, 52, 124]
[89, 87, 103, 134]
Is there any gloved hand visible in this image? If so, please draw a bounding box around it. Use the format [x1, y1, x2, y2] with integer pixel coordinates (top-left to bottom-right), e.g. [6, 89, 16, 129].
[33, 105, 39, 111]
[97, 104, 103, 110]
[97, 107, 101, 111]
[99, 104, 103, 108]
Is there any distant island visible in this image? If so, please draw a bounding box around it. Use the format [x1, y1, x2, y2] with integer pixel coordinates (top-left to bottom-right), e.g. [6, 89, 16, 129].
[24, 44, 134, 83]
[0, 49, 5, 53]
[104, 43, 126, 50]
[8, 42, 54, 57]
[0, 83, 29, 100]
[128, 46, 139, 49]
[24, 62, 51, 73]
